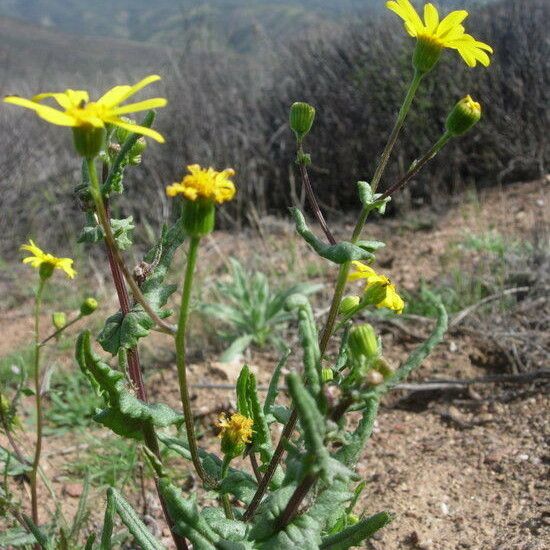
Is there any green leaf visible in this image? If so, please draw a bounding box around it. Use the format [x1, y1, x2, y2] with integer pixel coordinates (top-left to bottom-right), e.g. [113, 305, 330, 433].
[292, 208, 374, 264]
[97, 219, 186, 355]
[201, 507, 248, 542]
[320, 512, 393, 549]
[159, 478, 219, 549]
[0, 528, 37, 547]
[220, 334, 255, 362]
[247, 372, 272, 463]
[0, 445, 31, 476]
[264, 349, 291, 422]
[100, 485, 116, 550]
[236, 365, 253, 418]
[69, 470, 90, 541]
[285, 294, 321, 400]
[76, 331, 183, 440]
[21, 515, 51, 549]
[107, 487, 167, 550]
[77, 216, 135, 250]
[357, 181, 390, 214]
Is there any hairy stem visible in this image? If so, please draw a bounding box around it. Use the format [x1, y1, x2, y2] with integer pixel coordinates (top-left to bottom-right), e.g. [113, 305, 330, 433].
[175, 236, 211, 484]
[30, 278, 45, 541]
[220, 457, 234, 519]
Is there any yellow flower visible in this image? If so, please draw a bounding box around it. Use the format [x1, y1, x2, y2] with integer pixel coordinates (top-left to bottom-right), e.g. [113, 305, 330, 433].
[21, 240, 76, 279]
[166, 164, 236, 204]
[386, 0, 493, 68]
[217, 412, 254, 458]
[4, 75, 167, 142]
[348, 261, 404, 314]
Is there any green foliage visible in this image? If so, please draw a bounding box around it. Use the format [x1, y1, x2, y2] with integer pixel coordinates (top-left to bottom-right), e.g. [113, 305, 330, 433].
[292, 208, 376, 265]
[319, 512, 393, 549]
[78, 215, 135, 250]
[201, 258, 321, 361]
[97, 220, 185, 355]
[76, 331, 183, 440]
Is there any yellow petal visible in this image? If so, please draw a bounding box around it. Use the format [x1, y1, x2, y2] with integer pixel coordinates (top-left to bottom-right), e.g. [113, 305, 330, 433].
[110, 97, 167, 116]
[4, 96, 77, 126]
[96, 85, 133, 107]
[112, 75, 162, 105]
[33, 90, 88, 109]
[106, 117, 165, 143]
[423, 3, 439, 33]
[436, 10, 468, 38]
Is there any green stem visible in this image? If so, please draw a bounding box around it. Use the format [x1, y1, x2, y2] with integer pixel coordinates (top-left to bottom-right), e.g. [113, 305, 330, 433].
[220, 457, 234, 519]
[175, 236, 211, 484]
[86, 159, 175, 336]
[30, 278, 46, 536]
[39, 314, 83, 347]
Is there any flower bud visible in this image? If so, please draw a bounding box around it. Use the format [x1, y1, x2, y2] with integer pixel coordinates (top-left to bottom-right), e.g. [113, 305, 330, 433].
[72, 126, 106, 158]
[290, 102, 316, 141]
[52, 312, 66, 330]
[445, 95, 482, 136]
[339, 295, 360, 316]
[218, 413, 254, 460]
[348, 324, 380, 361]
[365, 369, 384, 386]
[182, 198, 216, 237]
[412, 36, 442, 74]
[129, 137, 146, 165]
[80, 297, 98, 316]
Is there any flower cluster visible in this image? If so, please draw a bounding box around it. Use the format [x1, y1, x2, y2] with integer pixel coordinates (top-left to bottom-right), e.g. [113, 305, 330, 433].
[20, 240, 76, 279]
[217, 413, 254, 459]
[166, 164, 236, 204]
[348, 261, 404, 314]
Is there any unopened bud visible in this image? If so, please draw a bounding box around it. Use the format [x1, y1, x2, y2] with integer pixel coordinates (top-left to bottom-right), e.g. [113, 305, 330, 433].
[348, 324, 380, 360]
[339, 295, 360, 316]
[445, 95, 482, 136]
[80, 297, 98, 316]
[290, 102, 316, 141]
[321, 368, 334, 383]
[52, 312, 66, 330]
[365, 370, 384, 386]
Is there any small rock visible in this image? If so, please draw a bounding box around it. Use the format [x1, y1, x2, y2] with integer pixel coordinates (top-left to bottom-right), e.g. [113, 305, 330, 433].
[63, 483, 83, 498]
[440, 502, 450, 515]
[449, 341, 458, 353]
[517, 454, 529, 462]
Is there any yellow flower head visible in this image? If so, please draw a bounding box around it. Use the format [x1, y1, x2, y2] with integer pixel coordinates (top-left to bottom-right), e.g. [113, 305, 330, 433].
[4, 75, 167, 142]
[21, 240, 76, 279]
[217, 412, 254, 458]
[166, 164, 236, 204]
[386, 0, 493, 68]
[348, 261, 404, 314]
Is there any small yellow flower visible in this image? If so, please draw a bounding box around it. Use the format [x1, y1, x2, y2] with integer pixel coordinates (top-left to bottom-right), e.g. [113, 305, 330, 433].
[348, 261, 404, 314]
[21, 240, 76, 279]
[386, 0, 493, 68]
[166, 164, 236, 204]
[217, 412, 254, 458]
[4, 75, 166, 142]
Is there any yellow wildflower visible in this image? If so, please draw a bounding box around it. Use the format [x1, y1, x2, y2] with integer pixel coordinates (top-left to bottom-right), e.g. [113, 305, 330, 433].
[386, 0, 493, 68]
[21, 240, 76, 279]
[348, 261, 404, 314]
[166, 164, 236, 204]
[217, 412, 254, 458]
[4, 75, 166, 142]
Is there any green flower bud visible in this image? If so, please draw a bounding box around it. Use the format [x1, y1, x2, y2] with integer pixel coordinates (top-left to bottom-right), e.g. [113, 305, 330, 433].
[129, 137, 146, 165]
[348, 324, 380, 361]
[362, 281, 388, 308]
[182, 198, 216, 237]
[290, 102, 316, 141]
[80, 297, 98, 316]
[445, 95, 482, 136]
[52, 312, 67, 330]
[72, 126, 106, 158]
[39, 262, 55, 280]
[339, 295, 360, 316]
[412, 36, 443, 74]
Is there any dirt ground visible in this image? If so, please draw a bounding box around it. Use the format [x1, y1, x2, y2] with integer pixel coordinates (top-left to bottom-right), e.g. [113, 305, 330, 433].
[0, 179, 548, 549]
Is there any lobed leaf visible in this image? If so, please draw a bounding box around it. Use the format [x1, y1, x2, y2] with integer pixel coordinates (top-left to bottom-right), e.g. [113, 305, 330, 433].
[319, 512, 393, 549]
[292, 208, 374, 264]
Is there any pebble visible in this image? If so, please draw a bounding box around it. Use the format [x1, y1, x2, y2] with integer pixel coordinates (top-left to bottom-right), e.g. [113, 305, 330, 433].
[440, 502, 450, 515]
